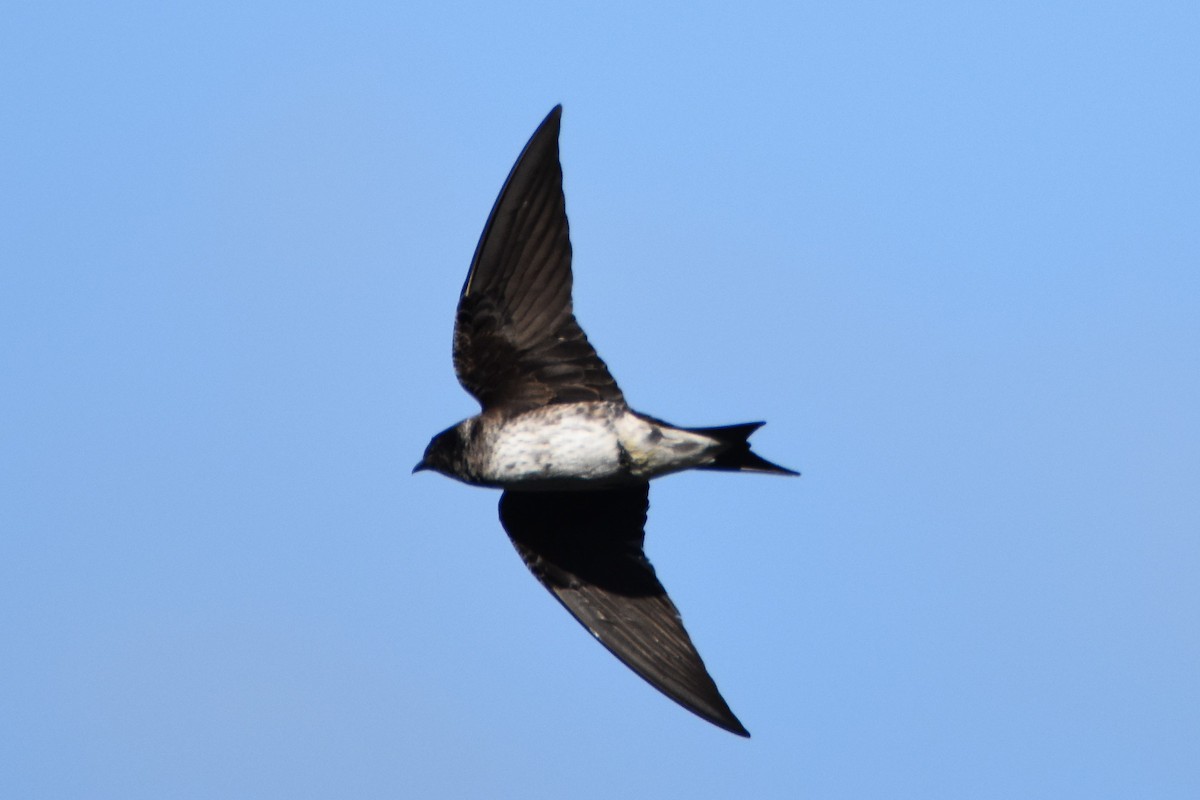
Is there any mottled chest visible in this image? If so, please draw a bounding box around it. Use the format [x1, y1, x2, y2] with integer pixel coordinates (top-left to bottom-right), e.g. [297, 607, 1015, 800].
[479, 404, 626, 487]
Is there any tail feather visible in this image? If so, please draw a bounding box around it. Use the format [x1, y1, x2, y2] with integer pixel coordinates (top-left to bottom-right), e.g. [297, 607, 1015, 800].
[690, 422, 799, 476]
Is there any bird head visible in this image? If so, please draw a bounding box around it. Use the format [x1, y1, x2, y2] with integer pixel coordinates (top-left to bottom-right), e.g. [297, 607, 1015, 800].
[413, 421, 470, 477]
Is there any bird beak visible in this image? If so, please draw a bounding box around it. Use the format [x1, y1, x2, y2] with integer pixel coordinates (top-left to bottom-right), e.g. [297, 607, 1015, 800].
[412, 459, 429, 474]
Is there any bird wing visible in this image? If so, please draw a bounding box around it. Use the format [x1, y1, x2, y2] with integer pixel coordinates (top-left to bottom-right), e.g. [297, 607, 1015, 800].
[453, 106, 624, 413]
[498, 485, 749, 736]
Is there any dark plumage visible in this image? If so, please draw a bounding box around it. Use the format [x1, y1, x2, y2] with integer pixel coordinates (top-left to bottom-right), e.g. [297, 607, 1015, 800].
[416, 106, 797, 737]
[453, 106, 622, 412]
[500, 485, 746, 735]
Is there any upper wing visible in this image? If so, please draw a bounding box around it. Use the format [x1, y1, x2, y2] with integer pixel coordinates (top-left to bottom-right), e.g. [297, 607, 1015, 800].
[499, 485, 749, 737]
[453, 106, 624, 412]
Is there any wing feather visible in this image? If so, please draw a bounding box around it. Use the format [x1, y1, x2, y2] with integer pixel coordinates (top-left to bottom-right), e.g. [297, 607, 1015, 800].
[499, 486, 749, 737]
[453, 106, 624, 412]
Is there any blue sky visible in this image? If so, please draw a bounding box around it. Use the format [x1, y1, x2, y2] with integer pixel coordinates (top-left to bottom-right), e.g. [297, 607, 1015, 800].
[3, 2, 1198, 797]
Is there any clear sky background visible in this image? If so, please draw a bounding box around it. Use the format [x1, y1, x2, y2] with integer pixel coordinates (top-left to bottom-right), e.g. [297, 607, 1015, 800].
[3, 2, 1198, 798]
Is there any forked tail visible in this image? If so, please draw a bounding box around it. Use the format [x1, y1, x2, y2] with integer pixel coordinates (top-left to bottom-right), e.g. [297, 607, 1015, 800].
[690, 422, 799, 476]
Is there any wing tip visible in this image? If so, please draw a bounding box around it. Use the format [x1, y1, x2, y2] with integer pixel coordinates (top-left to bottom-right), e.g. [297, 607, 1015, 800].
[727, 719, 752, 738]
[461, 103, 566, 300]
[687, 693, 751, 738]
[697, 702, 750, 737]
[537, 104, 563, 137]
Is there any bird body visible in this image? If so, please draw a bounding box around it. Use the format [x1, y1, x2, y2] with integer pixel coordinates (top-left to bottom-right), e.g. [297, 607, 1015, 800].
[422, 402, 779, 489]
[415, 105, 796, 737]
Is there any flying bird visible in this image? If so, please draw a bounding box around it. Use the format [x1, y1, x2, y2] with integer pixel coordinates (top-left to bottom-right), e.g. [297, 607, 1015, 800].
[415, 106, 797, 737]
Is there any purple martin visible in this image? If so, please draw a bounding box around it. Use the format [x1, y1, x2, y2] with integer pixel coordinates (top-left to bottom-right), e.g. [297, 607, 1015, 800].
[415, 106, 797, 737]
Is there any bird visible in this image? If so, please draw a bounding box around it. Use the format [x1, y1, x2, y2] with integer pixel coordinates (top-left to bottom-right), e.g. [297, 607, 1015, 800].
[414, 105, 797, 737]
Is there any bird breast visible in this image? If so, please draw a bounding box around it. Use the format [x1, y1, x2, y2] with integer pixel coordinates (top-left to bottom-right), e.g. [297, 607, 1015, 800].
[479, 404, 720, 488]
[480, 405, 623, 487]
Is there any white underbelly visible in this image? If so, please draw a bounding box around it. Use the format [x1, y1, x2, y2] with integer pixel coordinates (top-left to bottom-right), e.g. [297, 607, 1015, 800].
[479, 405, 722, 488]
[484, 411, 623, 486]
[613, 413, 719, 476]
